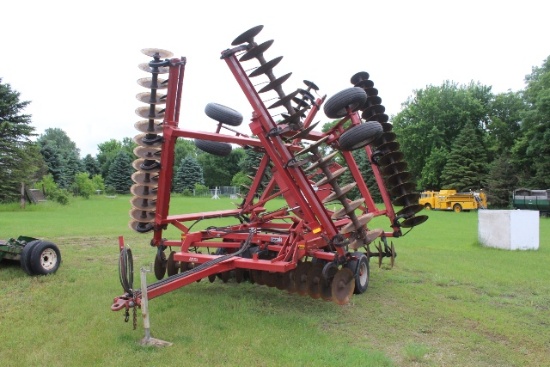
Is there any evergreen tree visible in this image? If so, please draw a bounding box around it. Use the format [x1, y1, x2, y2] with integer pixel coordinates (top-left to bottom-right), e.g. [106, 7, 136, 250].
[40, 144, 66, 188]
[486, 153, 518, 208]
[173, 156, 204, 192]
[440, 123, 488, 191]
[0, 79, 45, 202]
[238, 147, 271, 190]
[105, 150, 133, 193]
[64, 149, 83, 188]
[81, 154, 101, 177]
[350, 149, 382, 203]
[37, 128, 81, 188]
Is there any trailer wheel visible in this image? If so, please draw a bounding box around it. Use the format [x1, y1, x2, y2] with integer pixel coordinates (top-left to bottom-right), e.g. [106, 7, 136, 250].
[30, 241, 61, 275]
[424, 203, 432, 210]
[20, 240, 40, 275]
[194, 139, 232, 156]
[346, 252, 369, 294]
[453, 204, 463, 213]
[205, 103, 243, 126]
[338, 122, 383, 151]
[323, 87, 367, 119]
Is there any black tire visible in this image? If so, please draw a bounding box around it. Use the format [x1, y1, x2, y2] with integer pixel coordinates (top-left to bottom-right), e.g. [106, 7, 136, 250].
[29, 241, 61, 275]
[20, 240, 40, 275]
[453, 204, 463, 213]
[346, 252, 369, 294]
[339, 122, 384, 151]
[323, 87, 367, 119]
[205, 103, 243, 126]
[194, 139, 232, 156]
[424, 203, 432, 210]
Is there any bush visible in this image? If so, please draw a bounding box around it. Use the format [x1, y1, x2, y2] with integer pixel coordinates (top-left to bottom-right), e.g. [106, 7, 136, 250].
[194, 183, 209, 196]
[105, 186, 117, 196]
[72, 172, 95, 199]
[182, 189, 192, 197]
[52, 189, 70, 205]
[91, 174, 105, 192]
[35, 174, 70, 204]
[35, 174, 57, 197]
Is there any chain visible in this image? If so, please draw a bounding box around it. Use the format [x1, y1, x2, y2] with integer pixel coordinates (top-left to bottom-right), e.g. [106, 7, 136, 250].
[132, 303, 137, 330]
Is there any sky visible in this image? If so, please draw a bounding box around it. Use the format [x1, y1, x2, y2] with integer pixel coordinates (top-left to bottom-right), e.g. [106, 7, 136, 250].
[2, 0, 548, 157]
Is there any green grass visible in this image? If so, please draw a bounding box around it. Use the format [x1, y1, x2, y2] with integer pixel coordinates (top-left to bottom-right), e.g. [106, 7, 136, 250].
[1, 196, 549, 366]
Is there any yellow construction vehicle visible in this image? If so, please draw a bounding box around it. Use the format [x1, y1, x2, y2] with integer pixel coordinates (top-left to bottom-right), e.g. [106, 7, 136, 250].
[418, 189, 487, 212]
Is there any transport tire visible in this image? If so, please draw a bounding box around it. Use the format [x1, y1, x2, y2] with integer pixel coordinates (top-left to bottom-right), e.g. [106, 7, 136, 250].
[205, 103, 243, 126]
[194, 139, 232, 156]
[339, 122, 383, 151]
[323, 87, 367, 119]
[20, 240, 40, 275]
[453, 204, 463, 213]
[29, 241, 61, 275]
[346, 252, 369, 294]
[424, 204, 432, 210]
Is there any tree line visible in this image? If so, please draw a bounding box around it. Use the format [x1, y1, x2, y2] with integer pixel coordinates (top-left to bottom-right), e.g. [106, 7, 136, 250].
[1, 55, 549, 207]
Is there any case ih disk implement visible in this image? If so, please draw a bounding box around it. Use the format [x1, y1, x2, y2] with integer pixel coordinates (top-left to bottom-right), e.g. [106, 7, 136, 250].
[111, 25, 427, 316]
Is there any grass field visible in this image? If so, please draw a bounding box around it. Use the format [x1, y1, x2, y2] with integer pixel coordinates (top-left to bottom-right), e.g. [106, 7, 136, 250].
[1, 196, 549, 367]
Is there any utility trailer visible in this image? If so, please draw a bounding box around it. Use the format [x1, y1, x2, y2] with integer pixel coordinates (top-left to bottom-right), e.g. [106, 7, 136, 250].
[111, 25, 428, 318]
[513, 188, 550, 215]
[0, 236, 61, 275]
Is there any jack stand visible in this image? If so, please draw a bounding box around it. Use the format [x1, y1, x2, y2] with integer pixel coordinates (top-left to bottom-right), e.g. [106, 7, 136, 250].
[139, 266, 172, 347]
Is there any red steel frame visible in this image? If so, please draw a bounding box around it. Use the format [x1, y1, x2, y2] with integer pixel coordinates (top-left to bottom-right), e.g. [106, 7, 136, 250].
[111, 46, 402, 312]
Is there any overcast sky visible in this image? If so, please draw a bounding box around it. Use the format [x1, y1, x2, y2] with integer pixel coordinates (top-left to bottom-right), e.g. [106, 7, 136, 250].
[2, 0, 548, 157]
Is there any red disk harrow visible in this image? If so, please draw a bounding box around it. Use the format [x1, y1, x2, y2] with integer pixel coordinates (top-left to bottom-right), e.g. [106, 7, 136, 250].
[111, 25, 428, 315]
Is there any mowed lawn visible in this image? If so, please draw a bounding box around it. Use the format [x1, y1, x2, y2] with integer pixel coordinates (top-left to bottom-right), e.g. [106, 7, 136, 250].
[0, 196, 549, 367]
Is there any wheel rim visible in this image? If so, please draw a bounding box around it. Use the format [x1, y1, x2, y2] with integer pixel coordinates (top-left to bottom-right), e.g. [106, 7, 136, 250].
[358, 261, 368, 287]
[39, 249, 58, 271]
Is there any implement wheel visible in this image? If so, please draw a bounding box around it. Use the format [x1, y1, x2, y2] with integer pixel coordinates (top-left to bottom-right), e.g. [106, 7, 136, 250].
[339, 122, 383, 151]
[323, 87, 367, 119]
[194, 139, 232, 156]
[453, 204, 463, 213]
[346, 252, 369, 294]
[30, 241, 61, 275]
[205, 103, 243, 126]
